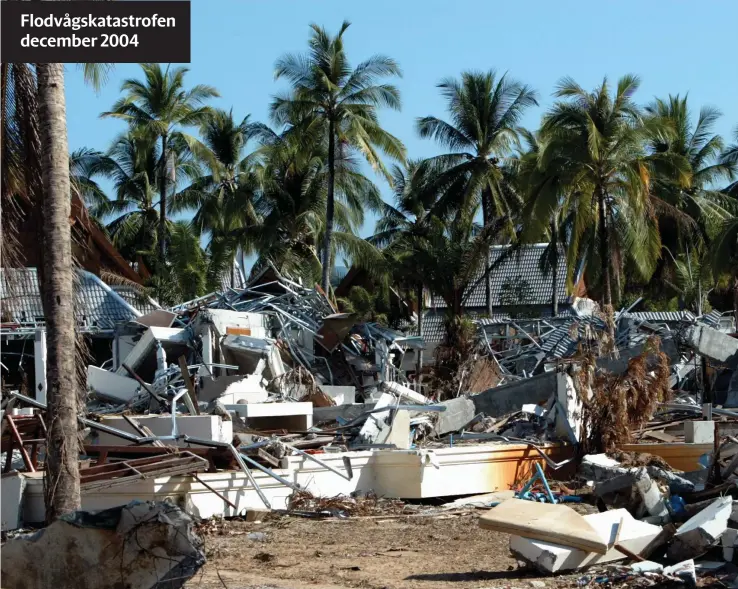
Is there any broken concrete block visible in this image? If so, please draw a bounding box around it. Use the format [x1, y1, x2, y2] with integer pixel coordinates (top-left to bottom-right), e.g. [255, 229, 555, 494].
[685, 420, 715, 444]
[593, 467, 668, 520]
[87, 365, 141, 404]
[630, 561, 664, 573]
[555, 373, 583, 442]
[683, 324, 738, 367]
[663, 559, 697, 585]
[580, 453, 622, 481]
[667, 496, 732, 561]
[114, 327, 190, 381]
[226, 402, 313, 430]
[92, 415, 233, 447]
[200, 373, 268, 405]
[1, 471, 26, 532]
[509, 508, 662, 573]
[356, 392, 398, 445]
[472, 372, 556, 418]
[480, 499, 609, 554]
[722, 527, 738, 561]
[434, 397, 476, 436]
[384, 409, 411, 449]
[0, 500, 205, 589]
[382, 380, 428, 405]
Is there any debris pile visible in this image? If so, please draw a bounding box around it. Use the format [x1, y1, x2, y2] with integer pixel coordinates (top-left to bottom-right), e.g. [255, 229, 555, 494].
[2, 263, 738, 587]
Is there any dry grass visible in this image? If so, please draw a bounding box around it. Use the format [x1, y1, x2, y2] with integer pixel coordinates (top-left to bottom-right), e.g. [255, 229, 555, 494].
[286, 490, 407, 517]
[577, 336, 672, 454]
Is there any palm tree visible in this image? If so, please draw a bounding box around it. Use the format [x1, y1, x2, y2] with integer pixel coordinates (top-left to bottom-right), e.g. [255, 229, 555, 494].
[91, 130, 201, 271]
[271, 21, 406, 291]
[516, 129, 575, 316]
[246, 122, 383, 284]
[417, 70, 538, 314]
[710, 217, 738, 324]
[102, 63, 218, 268]
[540, 75, 685, 341]
[722, 126, 738, 197]
[36, 63, 80, 520]
[645, 96, 736, 274]
[172, 108, 259, 287]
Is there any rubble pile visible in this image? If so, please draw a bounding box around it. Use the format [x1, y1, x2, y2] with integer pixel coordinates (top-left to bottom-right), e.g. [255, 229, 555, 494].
[2, 263, 738, 585]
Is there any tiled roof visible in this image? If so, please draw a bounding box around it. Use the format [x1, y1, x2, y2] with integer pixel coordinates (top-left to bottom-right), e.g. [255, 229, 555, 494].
[111, 286, 161, 316]
[431, 244, 569, 309]
[1, 268, 140, 332]
[621, 311, 696, 323]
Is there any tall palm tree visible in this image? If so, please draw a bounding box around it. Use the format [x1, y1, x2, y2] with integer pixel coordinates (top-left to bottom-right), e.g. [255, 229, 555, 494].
[172, 108, 259, 287]
[102, 63, 218, 268]
[271, 21, 406, 291]
[540, 75, 687, 341]
[722, 126, 738, 197]
[245, 122, 382, 284]
[710, 217, 738, 324]
[36, 63, 80, 520]
[417, 70, 538, 314]
[645, 96, 736, 270]
[92, 130, 201, 270]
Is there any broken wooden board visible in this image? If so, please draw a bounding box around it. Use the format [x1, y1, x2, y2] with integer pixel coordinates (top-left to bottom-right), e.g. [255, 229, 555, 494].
[478, 498, 608, 554]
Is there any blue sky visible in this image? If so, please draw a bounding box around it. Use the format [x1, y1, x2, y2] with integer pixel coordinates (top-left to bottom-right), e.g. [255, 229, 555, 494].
[64, 0, 738, 242]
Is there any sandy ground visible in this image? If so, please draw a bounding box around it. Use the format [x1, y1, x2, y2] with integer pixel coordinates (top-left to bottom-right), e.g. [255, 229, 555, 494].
[186, 512, 587, 589]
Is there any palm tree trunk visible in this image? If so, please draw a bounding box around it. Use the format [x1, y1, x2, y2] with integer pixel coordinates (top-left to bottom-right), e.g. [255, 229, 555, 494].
[481, 187, 493, 317]
[158, 133, 168, 268]
[416, 281, 424, 381]
[37, 63, 81, 521]
[551, 219, 559, 316]
[733, 275, 738, 329]
[230, 251, 236, 288]
[598, 187, 615, 342]
[320, 119, 336, 293]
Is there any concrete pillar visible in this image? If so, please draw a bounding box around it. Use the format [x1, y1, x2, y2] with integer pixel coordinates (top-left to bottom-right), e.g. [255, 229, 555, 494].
[33, 329, 47, 405]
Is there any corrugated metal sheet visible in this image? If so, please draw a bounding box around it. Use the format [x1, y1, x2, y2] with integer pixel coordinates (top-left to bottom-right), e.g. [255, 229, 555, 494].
[1, 268, 139, 331]
[431, 244, 568, 309]
[622, 311, 696, 323]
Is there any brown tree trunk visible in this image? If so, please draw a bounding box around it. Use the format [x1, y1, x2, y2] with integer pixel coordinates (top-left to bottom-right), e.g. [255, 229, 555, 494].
[37, 63, 81, 521]
[598, 186, 615, 344]
[320, 118, 336, 293]
[481, 187, 493, 317]
[733, 276, 738, 329]
[551, 219, 559, 317]
[415, 281, 424, 381]
[158, 133, 168, 267]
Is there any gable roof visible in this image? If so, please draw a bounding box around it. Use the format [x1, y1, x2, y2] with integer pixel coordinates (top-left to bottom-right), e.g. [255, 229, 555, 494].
[431, 243, 569, 309]
[1, 268, 142, 333]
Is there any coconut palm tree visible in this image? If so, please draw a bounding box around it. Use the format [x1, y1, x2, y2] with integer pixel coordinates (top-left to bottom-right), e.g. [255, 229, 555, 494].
[722, 126, 738, 197]
[35, 63, 81, 520]
[540, 75, 687, 341]
[172, 108, 259, 287]
[245, 122, 383, 285]
[710, 217, 738, 323]
[102, 63, 218, 268]
[271, 21, 406, 291]
[91, 130, 201, 271]
[645, 96, 736, 268]
[416, 70, 538, 314]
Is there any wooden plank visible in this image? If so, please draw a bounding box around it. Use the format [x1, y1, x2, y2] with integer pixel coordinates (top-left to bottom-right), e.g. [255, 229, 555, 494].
[478, 499, 608, 554]
[4, 415, 35, 472]
[178, 355, 201, 415]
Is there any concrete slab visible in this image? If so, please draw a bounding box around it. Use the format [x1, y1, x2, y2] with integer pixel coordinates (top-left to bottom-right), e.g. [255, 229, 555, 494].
[87, 366, 141, 404]
[683, 324, 738, 367]
[113, 327, 190, 380]
[434, 397, 476, 436]
[313, 403, 376, 425]
[685, 421, 715, 444]
[199, 309, 270, 340]
[1, 471, 26, 531]
[384, 409, 411, 449]
[509, 508, 662, 573]
[200, 374, 268, 405]
[382, 381, 428, 405]
[667, 496, 732, 561]
[472, 372, 556, 418]
[226, 402, 313, 430]
[91, 415, 233, 447]
[479, 499, 609, 554]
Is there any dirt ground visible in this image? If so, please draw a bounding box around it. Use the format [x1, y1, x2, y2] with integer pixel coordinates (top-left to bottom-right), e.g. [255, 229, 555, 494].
[187, 512, 587, 589]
